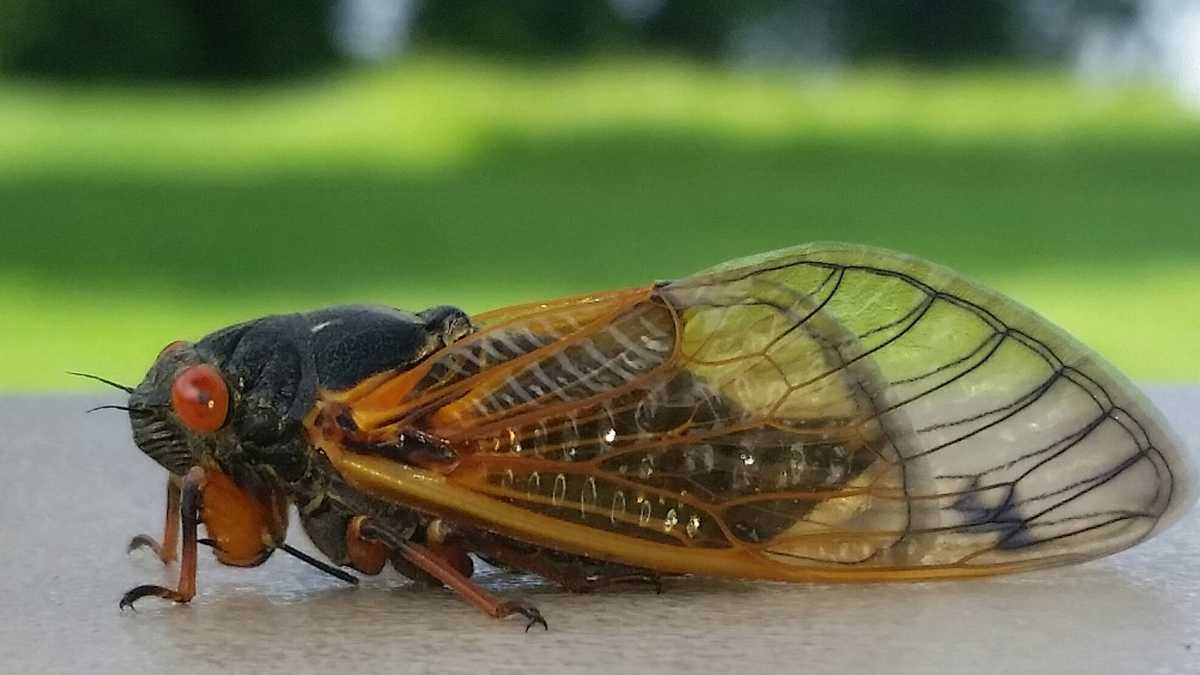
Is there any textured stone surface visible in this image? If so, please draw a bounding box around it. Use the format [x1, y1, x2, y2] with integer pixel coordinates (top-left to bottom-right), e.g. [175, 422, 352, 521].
[1, 387, 1196, 674]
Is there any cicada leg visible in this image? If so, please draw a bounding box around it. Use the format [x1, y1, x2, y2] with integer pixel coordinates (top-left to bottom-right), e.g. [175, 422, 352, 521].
[357, 518, 548, 631]
[463, 531, 664, 594]
[127, 478, 181, 563]
[120, 466, 204, 608]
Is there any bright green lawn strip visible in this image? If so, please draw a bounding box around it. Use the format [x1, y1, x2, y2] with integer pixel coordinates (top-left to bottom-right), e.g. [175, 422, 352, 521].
[0, 57, 1197, 178]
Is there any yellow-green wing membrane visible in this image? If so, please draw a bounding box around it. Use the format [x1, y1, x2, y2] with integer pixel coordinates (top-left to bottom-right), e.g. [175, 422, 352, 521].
[326, 243, 1196, 580]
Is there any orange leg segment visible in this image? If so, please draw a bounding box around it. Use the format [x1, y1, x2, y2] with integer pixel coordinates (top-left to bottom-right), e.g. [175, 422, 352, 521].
[127, 478, 181, 563]
[120, 466, 205, 608]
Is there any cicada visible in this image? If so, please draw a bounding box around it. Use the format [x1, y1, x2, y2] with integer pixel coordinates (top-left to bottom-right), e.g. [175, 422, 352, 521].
[105, 243, 1195, 629]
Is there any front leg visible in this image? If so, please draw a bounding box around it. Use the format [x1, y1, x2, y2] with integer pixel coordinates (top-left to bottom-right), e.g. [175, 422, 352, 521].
[127, 478, 181, 563]
[120, 466, 204, 608]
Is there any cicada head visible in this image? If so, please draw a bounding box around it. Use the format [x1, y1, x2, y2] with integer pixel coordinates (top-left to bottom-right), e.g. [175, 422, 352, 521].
[127, 305, 461, 481]
[128, 340, 235, 476]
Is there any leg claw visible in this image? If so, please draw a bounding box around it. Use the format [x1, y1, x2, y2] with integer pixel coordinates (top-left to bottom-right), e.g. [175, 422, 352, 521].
[498, 600, 549, 632]
[119, 584, 186, 610]
[127, 535, 163, 558]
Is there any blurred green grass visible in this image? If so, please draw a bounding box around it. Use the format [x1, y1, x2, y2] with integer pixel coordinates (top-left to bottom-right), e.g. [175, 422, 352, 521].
[2, 56, 1198, 391]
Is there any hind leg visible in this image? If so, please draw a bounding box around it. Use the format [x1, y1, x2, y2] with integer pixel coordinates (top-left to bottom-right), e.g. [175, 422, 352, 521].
[357, 517, 548, 631]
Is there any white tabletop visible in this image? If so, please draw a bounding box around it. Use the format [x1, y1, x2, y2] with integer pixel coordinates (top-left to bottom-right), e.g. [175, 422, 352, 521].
[2, 388, 1196, 675]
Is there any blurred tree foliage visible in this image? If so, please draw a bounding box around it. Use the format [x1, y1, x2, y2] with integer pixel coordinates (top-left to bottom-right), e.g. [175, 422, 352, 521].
[635, 0, 754, 59]
[0, 0, 338, 81]
[837, 0, 1017, 63]
[412, 0, 1136, 64]
[0, 0, 1144, 81]
[412, 0, 757, 59]
[414, 0, 629, 58]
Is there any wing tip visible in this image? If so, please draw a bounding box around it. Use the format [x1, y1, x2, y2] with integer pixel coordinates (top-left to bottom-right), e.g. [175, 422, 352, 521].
[1147, 408, 1199, 539]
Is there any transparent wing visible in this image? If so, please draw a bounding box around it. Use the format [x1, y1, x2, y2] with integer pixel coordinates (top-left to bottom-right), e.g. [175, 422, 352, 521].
[316, 243, 1195, 581]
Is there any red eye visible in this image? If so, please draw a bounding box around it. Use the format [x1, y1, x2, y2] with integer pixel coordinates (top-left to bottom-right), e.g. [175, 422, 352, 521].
[171, 364, 229, 433]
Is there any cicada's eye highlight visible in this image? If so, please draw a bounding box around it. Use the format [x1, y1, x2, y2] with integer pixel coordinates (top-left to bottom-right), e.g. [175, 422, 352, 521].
[171, 364, 229, 433]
